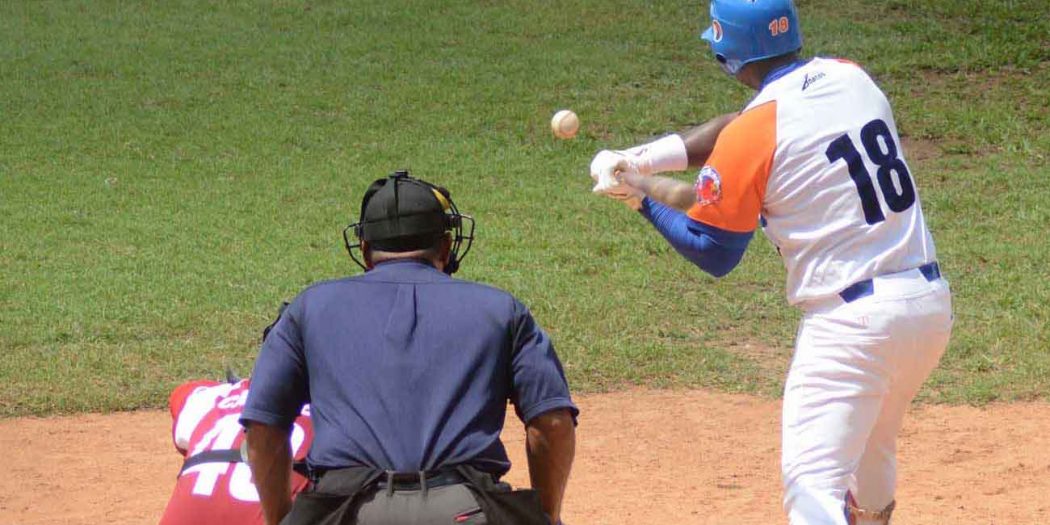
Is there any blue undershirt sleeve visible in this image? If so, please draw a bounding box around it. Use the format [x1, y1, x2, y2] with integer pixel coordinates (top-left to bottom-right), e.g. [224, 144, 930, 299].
[639, 197, 753, 277]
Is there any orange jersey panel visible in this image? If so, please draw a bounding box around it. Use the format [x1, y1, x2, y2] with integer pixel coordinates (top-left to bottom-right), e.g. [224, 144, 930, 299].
[687, 101, 777, 233]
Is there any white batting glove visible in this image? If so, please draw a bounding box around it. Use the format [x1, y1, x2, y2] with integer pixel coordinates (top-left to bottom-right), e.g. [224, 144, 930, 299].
[589, 149, 640, 193]
[588, 150, 644, 210]
[589, 134, 690, 193]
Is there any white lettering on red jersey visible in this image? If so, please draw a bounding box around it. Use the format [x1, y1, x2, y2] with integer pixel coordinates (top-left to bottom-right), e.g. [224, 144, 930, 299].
[689, 57, 936, 305]
[159, 379, 313, 525]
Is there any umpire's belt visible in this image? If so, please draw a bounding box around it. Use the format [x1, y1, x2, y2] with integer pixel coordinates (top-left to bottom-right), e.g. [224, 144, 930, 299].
[838, 262, 941, 303]
[375, 469, 467, 491]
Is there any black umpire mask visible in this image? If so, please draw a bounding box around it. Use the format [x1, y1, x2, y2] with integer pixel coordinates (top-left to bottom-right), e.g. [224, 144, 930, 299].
[343, 170, 474, 275]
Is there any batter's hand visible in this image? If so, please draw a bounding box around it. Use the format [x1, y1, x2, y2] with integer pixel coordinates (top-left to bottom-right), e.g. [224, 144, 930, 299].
[605, 182, 644, 210]
[589, 150, 645, 210]
[589, 149, 643, 193]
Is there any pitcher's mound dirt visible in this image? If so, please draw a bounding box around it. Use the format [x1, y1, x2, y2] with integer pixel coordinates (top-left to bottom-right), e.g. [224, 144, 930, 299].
[3, 389, 1049, 524]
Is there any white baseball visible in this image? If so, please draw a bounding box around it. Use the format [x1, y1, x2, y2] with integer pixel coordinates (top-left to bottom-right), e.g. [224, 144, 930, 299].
[550, 109, 579, 139]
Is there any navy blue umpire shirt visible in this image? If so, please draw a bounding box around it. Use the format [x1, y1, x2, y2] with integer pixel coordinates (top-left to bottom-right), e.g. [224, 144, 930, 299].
[241, 259, 579, 476]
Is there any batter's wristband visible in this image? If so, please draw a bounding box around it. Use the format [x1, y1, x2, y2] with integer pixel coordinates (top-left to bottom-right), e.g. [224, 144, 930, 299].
[627, 134, 689, 175]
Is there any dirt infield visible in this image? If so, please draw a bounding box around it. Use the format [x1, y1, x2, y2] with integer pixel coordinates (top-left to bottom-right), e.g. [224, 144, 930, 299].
[3, 389, 1049, 524]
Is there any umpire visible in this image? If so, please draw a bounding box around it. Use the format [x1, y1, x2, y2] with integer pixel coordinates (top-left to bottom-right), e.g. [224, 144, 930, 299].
[241, 171, 578, 525]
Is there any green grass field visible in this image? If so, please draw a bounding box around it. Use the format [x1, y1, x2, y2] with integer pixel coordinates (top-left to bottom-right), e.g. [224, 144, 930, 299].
[2, 0, 1047, 416]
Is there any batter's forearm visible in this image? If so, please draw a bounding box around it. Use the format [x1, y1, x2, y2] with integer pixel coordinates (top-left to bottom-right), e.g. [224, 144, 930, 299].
[682, 112, 738, 168]
[624, 173, 697, 211]
[618, 113, 736, 211]
[246, 423, 294, 525]
[526, 409, 576, 524]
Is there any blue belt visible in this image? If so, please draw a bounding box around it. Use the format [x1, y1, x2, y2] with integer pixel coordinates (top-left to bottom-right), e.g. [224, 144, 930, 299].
[838, 262, 941, 303]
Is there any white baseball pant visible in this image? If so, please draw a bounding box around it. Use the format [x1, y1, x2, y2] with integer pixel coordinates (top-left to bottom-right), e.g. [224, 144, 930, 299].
[781, 267, 953, 524]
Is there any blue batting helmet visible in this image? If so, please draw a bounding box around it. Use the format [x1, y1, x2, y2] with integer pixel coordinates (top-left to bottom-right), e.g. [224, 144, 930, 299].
[700, 0, 803, 75]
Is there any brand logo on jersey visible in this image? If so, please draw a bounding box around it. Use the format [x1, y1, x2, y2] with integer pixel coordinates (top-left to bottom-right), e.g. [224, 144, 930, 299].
[695, 166, 722, 206]
[802, 71, 826, 91]
[711, 20, 724, 42]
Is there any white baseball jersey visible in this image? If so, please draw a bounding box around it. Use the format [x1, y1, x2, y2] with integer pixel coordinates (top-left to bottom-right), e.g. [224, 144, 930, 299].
[688, 57, 936, 305]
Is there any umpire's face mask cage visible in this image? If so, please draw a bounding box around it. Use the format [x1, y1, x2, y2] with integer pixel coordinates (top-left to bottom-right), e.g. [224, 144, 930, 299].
[343, 170, 475, 275]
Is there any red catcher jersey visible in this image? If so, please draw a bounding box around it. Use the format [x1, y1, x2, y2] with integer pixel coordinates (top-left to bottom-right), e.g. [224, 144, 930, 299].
[689, 58, 936, 305]
[159, 379, 313, 525]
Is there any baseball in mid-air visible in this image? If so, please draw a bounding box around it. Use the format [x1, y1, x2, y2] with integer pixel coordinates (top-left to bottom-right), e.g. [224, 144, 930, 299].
[550, 109, 579, 139]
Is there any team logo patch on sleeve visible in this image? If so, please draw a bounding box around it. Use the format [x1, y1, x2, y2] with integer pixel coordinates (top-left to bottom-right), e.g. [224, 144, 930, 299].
[695, 166, 722, 206]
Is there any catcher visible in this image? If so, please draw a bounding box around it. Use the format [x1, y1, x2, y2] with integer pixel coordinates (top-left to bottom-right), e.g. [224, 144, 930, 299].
[159, 371, 313, 525]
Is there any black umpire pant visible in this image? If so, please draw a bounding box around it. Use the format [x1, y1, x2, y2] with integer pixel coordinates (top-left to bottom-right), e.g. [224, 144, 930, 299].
[281, 466, 547, 525]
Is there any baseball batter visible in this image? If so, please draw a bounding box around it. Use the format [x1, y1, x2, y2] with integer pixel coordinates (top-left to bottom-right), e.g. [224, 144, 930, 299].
[589, 1, 952, 523]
